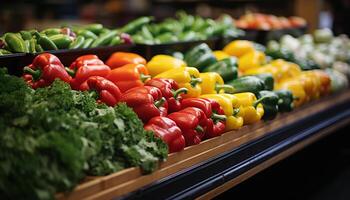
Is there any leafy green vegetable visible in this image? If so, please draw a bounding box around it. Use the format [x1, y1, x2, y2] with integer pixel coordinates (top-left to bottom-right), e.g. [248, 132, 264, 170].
[0, 70, 167, 199]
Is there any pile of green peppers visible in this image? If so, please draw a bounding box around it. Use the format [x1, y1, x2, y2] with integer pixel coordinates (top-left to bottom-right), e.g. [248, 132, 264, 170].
[0, 24, 128, 55]
[123, 11, 243, 45]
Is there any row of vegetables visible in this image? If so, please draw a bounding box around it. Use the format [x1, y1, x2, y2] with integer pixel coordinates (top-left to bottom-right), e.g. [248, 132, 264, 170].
[1, 35, 349, 199]
[0, 11, 242, 55]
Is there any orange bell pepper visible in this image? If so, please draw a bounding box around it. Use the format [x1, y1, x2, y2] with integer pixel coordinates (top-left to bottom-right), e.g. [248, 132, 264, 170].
[106, 52, 146, 69]
[106, 63, 150, 93]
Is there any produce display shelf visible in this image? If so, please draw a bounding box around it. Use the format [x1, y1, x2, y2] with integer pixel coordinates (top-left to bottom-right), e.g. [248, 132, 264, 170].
[57, 90, 350, 200]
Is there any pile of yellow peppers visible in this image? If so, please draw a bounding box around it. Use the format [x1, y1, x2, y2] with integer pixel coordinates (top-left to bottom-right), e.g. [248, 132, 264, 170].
[221, 40, 332, 107]
[146, 54, 266, 131]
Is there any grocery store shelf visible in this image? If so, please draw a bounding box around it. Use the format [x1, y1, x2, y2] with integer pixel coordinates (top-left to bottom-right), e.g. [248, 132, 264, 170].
[58, 90, 350, 200]
[118, 91, 350, 200]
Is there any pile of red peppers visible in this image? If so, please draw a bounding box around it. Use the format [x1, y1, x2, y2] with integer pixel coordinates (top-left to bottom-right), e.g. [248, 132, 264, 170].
[22, 52, 228, 154]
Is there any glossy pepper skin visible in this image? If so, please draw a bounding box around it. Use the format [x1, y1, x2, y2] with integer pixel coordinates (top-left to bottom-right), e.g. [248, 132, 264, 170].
[224, 93, 264, 125]
[168, 107, 207, 146]
[213, 50, 230, 61]
[86, 76, 122, 107]
[120, 86, 167, 123]
[144, 116, 185, 153]
[223, 40, 255, 58]
[199, 72, 234, 94]
[23, 53, 71, 89]
[202, 57, 238, 82]
[238, 50, 266, 72]
[226, 76, 265, 95]
[145, 78, 188, 113]
[256, 90, 279, 120]
[250, 73, 274, 91]
[200, 94, 243, 131]
[181, 98, 226, 138]
[184, 43, 217, 71]
[106, 63, 150, 93]
[146, 55, 186, 77]
[155, 67, 202, 98]
[68, 55, 111, 90]
[106, 52, 146, 69]
[275, 89, 294, 112]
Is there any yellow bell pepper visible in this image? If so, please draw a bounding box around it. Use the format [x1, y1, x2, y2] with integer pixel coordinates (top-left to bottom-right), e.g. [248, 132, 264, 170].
[222, 93, 264, 125]
[223, 40, 255, 57]
[146, 55, 186, 77]
[213, 50, 230, 61]
[312, 70, 331, 96]
[270, 59, 302, 82]
[297, 72, 321, 101]
[238, 50, 266, 72]
[199, 72, 234, 94]
[200, 94, 243, 131]
[155, 67, 202, 98]
[275, 79, 306, 107]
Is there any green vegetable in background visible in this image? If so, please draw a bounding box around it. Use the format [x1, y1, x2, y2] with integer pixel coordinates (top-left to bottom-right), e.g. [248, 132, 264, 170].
[120, 16, 153, 35]
[48, 34, 73, 49]
[4, 33, 28, 53]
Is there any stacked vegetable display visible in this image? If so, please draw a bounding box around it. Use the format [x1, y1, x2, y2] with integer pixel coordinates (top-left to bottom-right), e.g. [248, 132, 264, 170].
[0, 24, 132, 55]
[123, 11, 243, 45]
[1, 35, 348, 199]
[266, 28, 350, 91]
[235, 13, 307, 30]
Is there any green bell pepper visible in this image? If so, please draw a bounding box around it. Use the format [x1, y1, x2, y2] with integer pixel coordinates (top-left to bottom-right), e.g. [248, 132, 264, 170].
[184, 43, 217, 71]
[275, 89, 294, 112]
[256, 90, 279, 120]
[203, 57, 238, 82]
[250, 73, 274, 91]
[226, 76, 265, 94]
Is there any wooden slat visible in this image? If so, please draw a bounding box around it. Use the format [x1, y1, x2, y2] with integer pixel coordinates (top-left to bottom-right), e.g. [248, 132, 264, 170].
[58, 91, 350, 200]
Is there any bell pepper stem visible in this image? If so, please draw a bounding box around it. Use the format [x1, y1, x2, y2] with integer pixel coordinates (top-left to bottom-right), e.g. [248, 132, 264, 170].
[23, 66, 41, 81]
[190, 76, 202, 87]
[172, 88, 188, 99]
[195, 125, 204, 133]
[233, 108, 240, 116]
[212, 113, 227, 122]
[140, 73, 151, 82]
[65, 67, 76, 77]
[253, 96, 270, 108]
[215, 84, 235, 93]
[154, 97, 166, 108]
[88, 90, 99, 100]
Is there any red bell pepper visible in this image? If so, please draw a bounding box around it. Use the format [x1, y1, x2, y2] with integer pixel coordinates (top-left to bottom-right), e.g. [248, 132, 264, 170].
[181, 98, 226, 138]
[145, 78, 188, 113]
[167, 107, 207, 146]
[106, 63, 151, 93]
[106, 52, 147, 69]
[22, 53, 71, 89]
[67, 55, 111, 91]
[144, 116, 185, 153]
[86, 76, 122, 107]
[119, 86, 168, 123]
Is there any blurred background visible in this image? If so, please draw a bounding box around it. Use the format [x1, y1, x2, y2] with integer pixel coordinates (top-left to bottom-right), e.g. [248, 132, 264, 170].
[1, 0, 349, 35]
